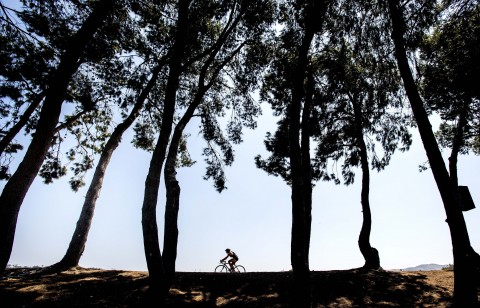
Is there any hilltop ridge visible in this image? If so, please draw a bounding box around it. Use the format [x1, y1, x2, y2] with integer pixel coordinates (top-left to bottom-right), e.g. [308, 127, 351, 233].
[401, 263, 449, 271]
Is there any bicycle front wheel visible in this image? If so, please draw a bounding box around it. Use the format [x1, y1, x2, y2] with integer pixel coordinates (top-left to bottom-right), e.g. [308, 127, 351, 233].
[234, 265, 245, 273]
[215, 265, 229, 273]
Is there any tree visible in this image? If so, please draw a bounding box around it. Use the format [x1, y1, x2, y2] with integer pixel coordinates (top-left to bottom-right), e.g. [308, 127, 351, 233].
[386, 0, 478, 305]
[0, 0, 112, 179]
[257, 1, 332, 306]
[44, 58, 168, 272]
[313, 40, 411, 270]
[258, 0, 412, 273]
[0, 2, 53, 178]
[141, 0, 191, 301]
[0, 0, 118, 274]
[41, 0, 174, 273]
[419, 4, 480, 187]
[285, 2, 318, 305]
[161, 0, 275, 286]
[309, 0, 413, 270]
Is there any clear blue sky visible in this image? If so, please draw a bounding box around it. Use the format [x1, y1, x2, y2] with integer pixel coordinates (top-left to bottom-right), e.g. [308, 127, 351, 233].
[3, 102, 479, 272]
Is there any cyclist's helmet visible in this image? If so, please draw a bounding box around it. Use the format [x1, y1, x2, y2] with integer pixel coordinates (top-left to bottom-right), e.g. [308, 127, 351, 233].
[225, 248, 230, 252]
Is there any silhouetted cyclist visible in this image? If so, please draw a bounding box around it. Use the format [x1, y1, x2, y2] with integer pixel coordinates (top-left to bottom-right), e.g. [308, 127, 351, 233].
[220, 248, 239, 272]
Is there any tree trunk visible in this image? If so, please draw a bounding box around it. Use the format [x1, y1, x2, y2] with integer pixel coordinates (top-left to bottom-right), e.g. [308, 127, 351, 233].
[289, 16, 314, 308]
[351, 99, 380, 270]
[0, 92, 44, 157]
[301, 69, 314, 257]
[162, 167, 180, 285]
[44, 64, 162, 273]
[141, 0, 190, 300]
[387, 1, 477, 305]
[448, 100, 480, 270]
[162, 131, 183, 286]
[288, 2, 330, 306]
[448, 101, 469, 188]
[162, 91, 202, 286]
[0, 0, 114, 274]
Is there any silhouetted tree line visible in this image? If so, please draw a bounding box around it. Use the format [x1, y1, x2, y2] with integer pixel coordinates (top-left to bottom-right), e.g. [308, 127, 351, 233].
[0, 0, 478, 306]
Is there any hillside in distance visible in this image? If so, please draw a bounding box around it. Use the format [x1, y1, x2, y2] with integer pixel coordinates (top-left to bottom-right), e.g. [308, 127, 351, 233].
[401, 263, 449, 271]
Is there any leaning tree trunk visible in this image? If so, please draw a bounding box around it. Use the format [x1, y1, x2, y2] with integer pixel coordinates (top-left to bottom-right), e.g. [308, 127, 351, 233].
[141, 0, 190, 301]
[352, 99, 380, 270]
[44, 64, 163, 273]
[0, 0, 114, 274]
[387, 0, 477, 305]
[0, 92, 44, 157]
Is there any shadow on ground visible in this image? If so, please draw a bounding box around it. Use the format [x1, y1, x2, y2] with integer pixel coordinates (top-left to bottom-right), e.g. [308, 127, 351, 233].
[168, 270, 454, 307]
[0, 267, 460, 307]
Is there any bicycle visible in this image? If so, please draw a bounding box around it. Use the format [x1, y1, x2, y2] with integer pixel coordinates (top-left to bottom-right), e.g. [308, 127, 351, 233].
[215, 260, 246, 273]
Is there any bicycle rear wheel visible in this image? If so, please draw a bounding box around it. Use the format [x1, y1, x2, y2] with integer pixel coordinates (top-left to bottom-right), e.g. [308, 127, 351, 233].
[215, 265, 229, 273]
[233, 265, 245, 273]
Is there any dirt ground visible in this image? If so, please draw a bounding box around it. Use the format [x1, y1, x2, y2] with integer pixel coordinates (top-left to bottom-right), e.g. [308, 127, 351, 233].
[0, 266, 469, 307]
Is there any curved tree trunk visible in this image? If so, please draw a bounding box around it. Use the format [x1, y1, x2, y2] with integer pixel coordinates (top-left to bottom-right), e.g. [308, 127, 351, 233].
[162, 124, 186, 286]
[162, 91, 201, 285]
[351, 99, 380, 270]
[0, 0, 115, 274]
[163, 84, 207, 288]
[387, 1, 477, 305]
[162, 162, 180, 285]
[141, 0, 190, 301]
[43, 64, 163, 273]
